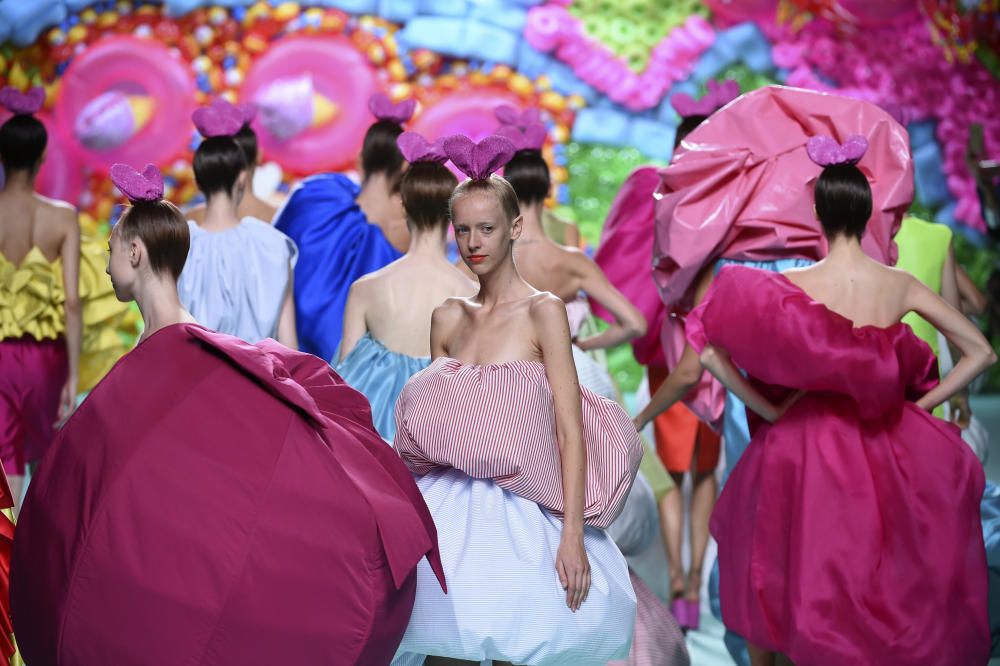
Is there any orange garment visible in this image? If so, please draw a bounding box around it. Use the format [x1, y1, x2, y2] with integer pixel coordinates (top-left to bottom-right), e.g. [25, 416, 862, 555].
[648, 365, 720, 474]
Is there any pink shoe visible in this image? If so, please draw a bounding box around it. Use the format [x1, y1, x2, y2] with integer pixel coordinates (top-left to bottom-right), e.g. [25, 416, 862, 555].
[670, 598, 690, 630]
[686, 599, 701, 630]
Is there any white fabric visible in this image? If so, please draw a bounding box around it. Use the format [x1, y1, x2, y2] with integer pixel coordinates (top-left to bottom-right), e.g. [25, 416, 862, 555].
[393, 469, 636, 665]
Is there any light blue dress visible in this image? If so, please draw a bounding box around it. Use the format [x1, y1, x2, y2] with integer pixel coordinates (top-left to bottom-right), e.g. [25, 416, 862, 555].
[335, 333, 430, 442]
[178, 218, 297, 343]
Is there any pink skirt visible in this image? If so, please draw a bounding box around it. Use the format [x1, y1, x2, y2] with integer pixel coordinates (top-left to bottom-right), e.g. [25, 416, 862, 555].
[0, 337, 67, 474]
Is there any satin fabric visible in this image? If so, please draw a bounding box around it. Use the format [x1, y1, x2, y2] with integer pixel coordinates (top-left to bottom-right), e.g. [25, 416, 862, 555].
[335, 333, 430, 442]
[0, 337, 67, 474]
[983, 482, 1000, 656]
[0, 475, 16, 664]
[591, 166, 665, 366]
[392, 469, 636, 666]
[687, 265, 988, 665]
[178, 218, 297, 343]
[275, 174, 403, 361]
[12, 323, 443, 666]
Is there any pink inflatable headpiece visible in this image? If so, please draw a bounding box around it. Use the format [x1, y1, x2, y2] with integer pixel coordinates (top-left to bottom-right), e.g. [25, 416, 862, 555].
[110, 162, 164, 202]
[494, 104, 542, 130]
[495, 123, 547, 152]
[0, 86, 44, 116]
[192, 101, 244, 138]
[806, 135, 869, 167]
[368, 93, 415, 125]
[443, 134, 516, 180]
[670, 79, 739, 118]
[397, 131, 448, 165]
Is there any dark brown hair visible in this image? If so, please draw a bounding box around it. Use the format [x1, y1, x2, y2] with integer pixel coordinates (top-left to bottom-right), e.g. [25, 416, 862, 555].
[401, 161, 458, 232]
[449, 175, 520, 223]
[814, 163, 873, 240]
[674, 114, 708, 150]
[503, 149, 549, 207]
[117, 200, 190, 281]
[0, 114, 47, 173]
[361, 119, 405, 187]
[232, 124, 258, 168]
[193, 136, 247, 198]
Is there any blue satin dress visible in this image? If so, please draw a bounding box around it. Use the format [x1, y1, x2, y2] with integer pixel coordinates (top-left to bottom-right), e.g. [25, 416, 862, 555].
[274, 174, 403, 361]
[335, 333, 429, 442]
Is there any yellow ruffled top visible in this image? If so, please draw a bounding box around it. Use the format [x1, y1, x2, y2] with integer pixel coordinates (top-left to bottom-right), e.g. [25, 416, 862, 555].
[0, 246, 64, 342]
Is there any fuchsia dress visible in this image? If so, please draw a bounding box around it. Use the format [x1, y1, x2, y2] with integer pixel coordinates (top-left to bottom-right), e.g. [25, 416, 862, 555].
[12, 323, 443, 666]
[686, 266, 989, 665]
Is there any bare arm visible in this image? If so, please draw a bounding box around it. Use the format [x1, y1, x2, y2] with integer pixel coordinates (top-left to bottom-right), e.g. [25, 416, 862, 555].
[956, 265, 987, 316]
[429, 300, 461, 360]
[276, 266, 298, 351]
[57, 212, 81, 426]
[338, 280, 368, 362]
[533, 295, 590, 611]
[574, 257, 647, 351]
[632, 265, 712, 430]
[907, 277, 997, 411]
[698, 345, 792, 423]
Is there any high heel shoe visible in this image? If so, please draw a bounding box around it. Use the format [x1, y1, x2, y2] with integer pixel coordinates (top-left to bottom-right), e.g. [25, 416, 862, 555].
[670, 598, 691, 630]
[685, 599, 700, 630]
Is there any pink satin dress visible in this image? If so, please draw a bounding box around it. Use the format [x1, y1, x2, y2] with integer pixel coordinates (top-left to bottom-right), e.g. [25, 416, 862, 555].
[687, 265, 988, 665]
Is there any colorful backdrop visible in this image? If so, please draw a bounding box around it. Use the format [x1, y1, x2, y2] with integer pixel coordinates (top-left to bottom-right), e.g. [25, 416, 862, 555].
[1, 0, 998, 389]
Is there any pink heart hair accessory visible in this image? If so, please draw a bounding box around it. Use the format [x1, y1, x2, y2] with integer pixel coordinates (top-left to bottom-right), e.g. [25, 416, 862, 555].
[192, 101, 244, 138]
[0, 86, 45, 116]
[670, 79, 740, 118]
[806, 135, 869, 167]
[237, 101, 256, 125]
[494, 105, 542, 129]
[495, 123, 547, 152]
[443, 134, 516, 181]
[110, 163, 164, 202]
[397, 131, 448, 165]
[368, 92, 415, 124]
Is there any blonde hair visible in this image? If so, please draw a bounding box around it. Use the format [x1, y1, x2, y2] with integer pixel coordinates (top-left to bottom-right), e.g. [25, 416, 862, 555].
[448, 174, 520, 223]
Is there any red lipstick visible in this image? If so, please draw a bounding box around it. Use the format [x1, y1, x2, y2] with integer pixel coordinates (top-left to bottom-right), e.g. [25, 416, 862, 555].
[468, 254, 487, 264]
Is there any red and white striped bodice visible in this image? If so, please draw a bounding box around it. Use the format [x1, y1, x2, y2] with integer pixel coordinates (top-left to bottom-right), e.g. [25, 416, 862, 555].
[394, 357, 642, 529]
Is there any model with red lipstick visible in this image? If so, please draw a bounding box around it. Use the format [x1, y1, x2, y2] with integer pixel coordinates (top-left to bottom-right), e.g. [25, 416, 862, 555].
[391, 135, 642, 665]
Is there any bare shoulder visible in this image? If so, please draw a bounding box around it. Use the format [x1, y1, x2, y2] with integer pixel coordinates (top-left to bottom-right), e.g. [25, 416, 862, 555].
[432, 295, 470, 322]
[528, 291, 568, 325]
[36, 195, 78, 236]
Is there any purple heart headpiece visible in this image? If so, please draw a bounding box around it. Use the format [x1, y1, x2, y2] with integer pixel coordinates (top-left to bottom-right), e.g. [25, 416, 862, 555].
[806, 135, 869, 167]
[494, 104, 542, 130]
[368, 92, 415, 125]
[0, 86, 45, 116]
[397, 131, 448, 165]
[110, 163, 164, 202]
[495, 123, 547, 152]
[670, 79, 740, 118]
[192, 101, 244, 138]
[443, 135, 516, 180]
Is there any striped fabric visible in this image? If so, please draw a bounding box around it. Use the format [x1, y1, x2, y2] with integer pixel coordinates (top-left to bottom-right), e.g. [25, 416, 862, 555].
[394, 357, 643, 529]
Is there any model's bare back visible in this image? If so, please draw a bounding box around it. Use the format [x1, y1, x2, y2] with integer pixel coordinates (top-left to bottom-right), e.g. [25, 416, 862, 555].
[433, 290, 558, 365]
[0, 191, 74, 265]
[362, 256, 476, 357]
[513, 238, 584, 302]
[783, 255, 914, 329]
